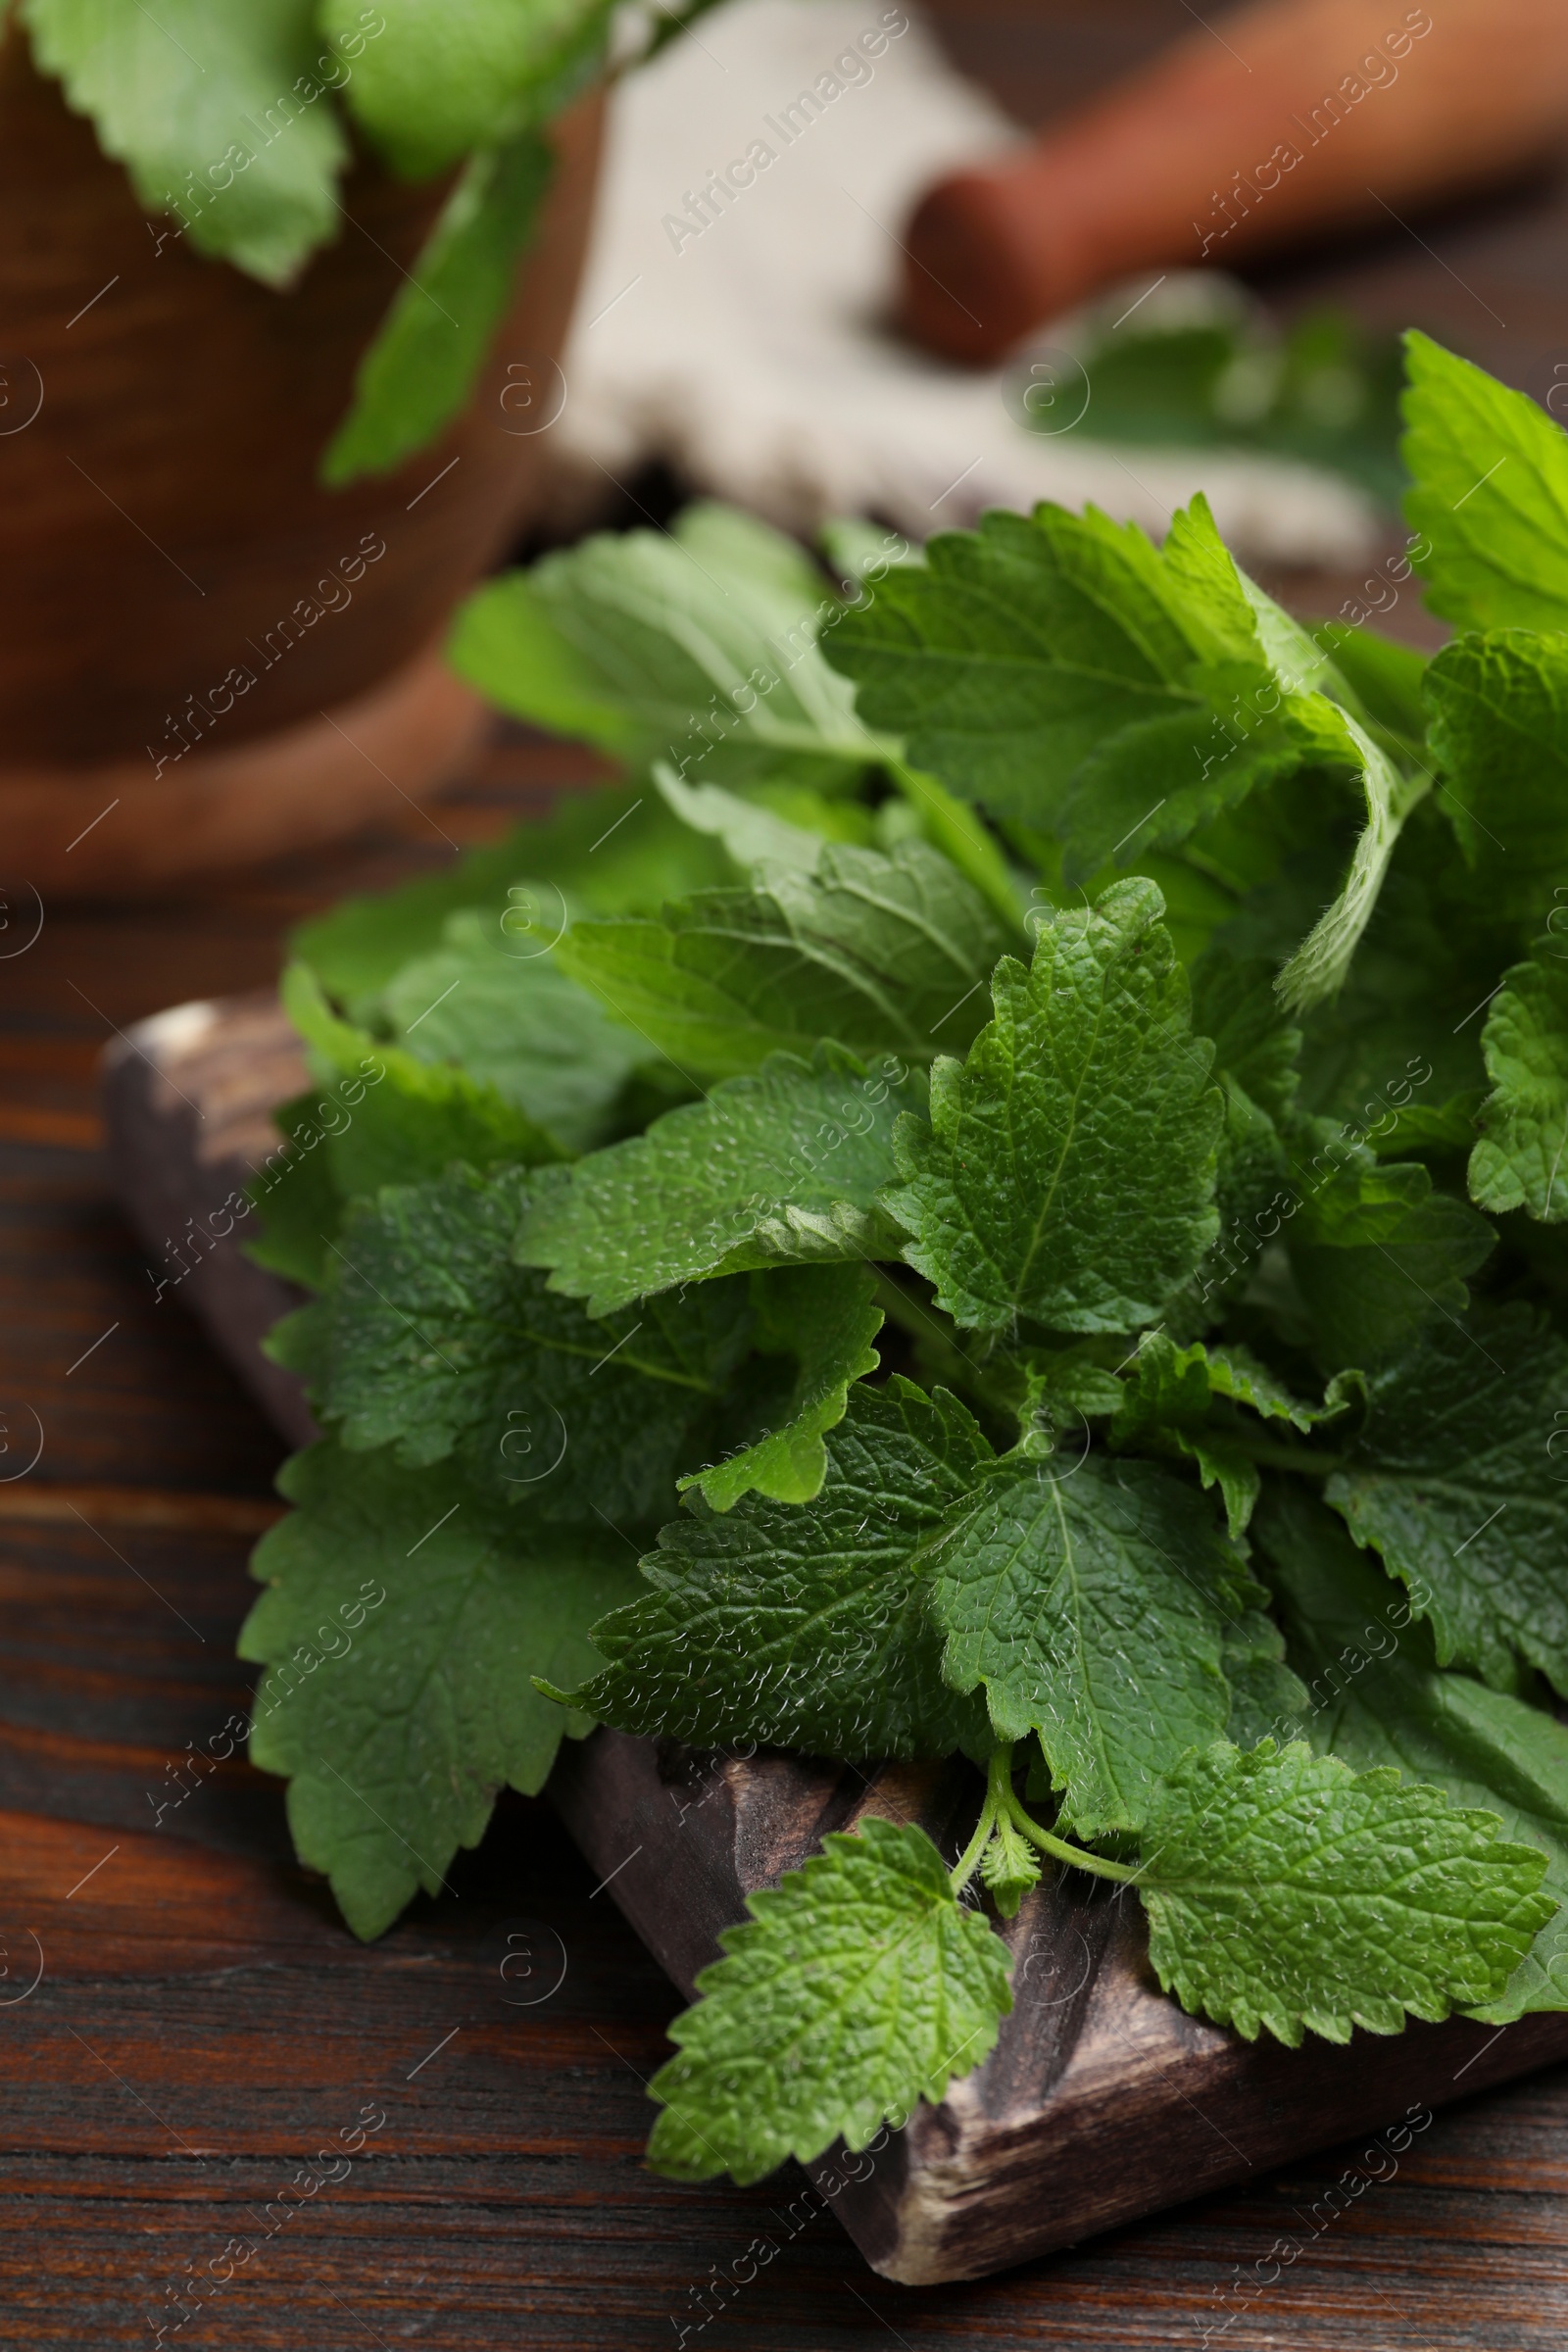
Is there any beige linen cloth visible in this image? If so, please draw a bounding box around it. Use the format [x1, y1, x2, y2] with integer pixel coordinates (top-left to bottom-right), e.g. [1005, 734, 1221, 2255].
[553, 0, 1383, 564]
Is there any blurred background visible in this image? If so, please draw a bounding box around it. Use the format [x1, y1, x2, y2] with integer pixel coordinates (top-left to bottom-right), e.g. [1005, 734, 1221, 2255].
[9, 4, 1568, 2334]
[548, 0, 1568, 624]
[9, 0, 1568, 899]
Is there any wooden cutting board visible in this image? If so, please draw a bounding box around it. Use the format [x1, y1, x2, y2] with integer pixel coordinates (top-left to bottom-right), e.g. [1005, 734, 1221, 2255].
[101, 991, 1568, 2286]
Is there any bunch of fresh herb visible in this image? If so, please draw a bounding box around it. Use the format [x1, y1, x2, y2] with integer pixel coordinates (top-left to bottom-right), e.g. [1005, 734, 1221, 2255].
[246, 334, 1568, 2186]
[21, 0, 715, 480]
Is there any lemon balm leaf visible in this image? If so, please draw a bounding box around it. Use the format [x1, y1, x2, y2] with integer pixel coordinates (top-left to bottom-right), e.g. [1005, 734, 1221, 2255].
[241, 1442, 639, 1938]
[1139, 1739, 1552, 2046]
[549, 1379, 993, 1761]
[647, 1816, 1012, 2182]
[515, 1045, 919, 1316]
[885, 879, 1222, 1334]
[24, 0, 347, 286]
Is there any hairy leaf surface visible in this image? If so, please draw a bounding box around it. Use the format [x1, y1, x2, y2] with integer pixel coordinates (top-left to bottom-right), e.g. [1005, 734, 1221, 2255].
[1287, 1156, 1494, 1368]
[551, 1380, 992, 1759]
[282, 962, 562, 1193]
[927, 1451, 1260, 1834]
[292, 1165, 752, 1526]
[1140, 1739, 1552, 2044]
[683, 1264, 884, 1510]
[648, 1816, 1012, 2182]
[1325, 1306, 1568, 1695]
[823, 496, 1341, 860]
[1470, 951, 1568, 1220]
[516, 1045, 918, 1315]
[1258, 1483, 1568, 2021]
[556, 839, 1008, 1080]
[886, 879, 1221, 1333]
[1425, 630, 1568, 933]
[242, 1443, 638, 1938]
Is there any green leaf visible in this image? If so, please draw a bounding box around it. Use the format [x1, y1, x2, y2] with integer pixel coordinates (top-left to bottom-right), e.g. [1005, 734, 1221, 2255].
[1313, 620, 1429, 755]
[449, 572, 644, 764]
[1210, 1344, 1358, 1429]
[450, 503, 887, 784]
[1470, 950, 1568, 1220]
[1370, 1089, 1486, 1161]
[824, 494, 1352, 871]
[1110, 1330, 1356, 1445]
[820, 515, 916, 585]
[1139, 1737, 1552, 2044]
[1105, 1329, 1349, 1539]
[516, 1045, 920, 1316]
[265, 1297, 330, 1392]
[290, 786, 736, 1009]
[884, 762, 1026, 935]
[549, 1379, 994, 1761]
[978, 1810, 1041, 1919]
[1324, 1304, 1568, 1696]
[241, 1441, 639, 1938]
[652, 763, 826, 880]
[297, 1164, 753, 1526]
[1286, 1156, 1494, 1369]
[1274, 792, 1506, 1128]
[927, 1452, 1261, 1835]
[1273, 707, 1430, 1014]
[647, 1815, 1012, 2183]
[23, 0, 348, 285]
[886, 878, 1222, 1334]
[1056, 304, 1407, 507]
[1017, 1344, 1127, 1433]
[634, 0, 734, 61]
[1220, 1608, 1309, 1751]
[1172, 951, 1301, 1323]
[323, 0, 608, 177]
[1256, 1481, 1568, 2021]
[281, 962, 564, 1190]
[1190, 947, 1302, 1125]
[1424, 631, 1568, 934]
[1175, 1432, 1261, 1540]
[556, 838, 1009, 1081]
[320, 130, 554, 486]
[1105, 1330, 1211, 1443]
[683, 1265, 884, 1510]
[1401, 329, 1568, 633]
[244, 1093, 346, 1288]
[377, 911, 648, 1152]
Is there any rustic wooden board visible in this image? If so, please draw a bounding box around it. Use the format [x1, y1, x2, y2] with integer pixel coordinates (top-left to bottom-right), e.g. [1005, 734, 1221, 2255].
[101, 990, 1568, 2286]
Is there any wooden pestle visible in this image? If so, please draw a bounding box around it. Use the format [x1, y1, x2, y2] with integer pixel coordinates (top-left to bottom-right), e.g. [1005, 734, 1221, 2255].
[902, 0, 1568, 364]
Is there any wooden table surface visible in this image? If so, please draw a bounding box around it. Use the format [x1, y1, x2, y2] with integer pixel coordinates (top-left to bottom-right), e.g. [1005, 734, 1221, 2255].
[9, 6, 1568, 2344]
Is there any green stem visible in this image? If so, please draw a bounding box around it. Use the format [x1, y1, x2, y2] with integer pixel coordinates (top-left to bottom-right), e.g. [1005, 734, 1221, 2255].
[953, 1748, 1144, 1892]
[949, 1748, 1008, 1893]
[998, 1777, 1141, 1885]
